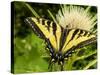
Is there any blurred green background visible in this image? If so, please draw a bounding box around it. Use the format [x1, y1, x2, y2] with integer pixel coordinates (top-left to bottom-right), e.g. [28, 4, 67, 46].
[12, 1, 97, 74]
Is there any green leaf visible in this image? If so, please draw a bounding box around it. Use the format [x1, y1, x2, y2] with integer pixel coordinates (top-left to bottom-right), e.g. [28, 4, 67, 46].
[24, 3, 40, 18]
[75, 50, 97, 61]
[83, 59, 97, 70]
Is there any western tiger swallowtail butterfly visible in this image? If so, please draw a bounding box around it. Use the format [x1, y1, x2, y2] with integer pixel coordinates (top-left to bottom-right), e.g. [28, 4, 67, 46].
[25, 17, 96, 71]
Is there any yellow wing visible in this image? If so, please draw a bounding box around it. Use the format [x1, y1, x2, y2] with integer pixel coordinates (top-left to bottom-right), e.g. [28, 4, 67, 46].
[61, 29, 96, 53]
[25, 17, 62, 51]
[25, 17, 96, 54]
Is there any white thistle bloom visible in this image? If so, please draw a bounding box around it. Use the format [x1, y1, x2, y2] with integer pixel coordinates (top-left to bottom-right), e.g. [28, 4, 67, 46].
[56, 5, 97, 31]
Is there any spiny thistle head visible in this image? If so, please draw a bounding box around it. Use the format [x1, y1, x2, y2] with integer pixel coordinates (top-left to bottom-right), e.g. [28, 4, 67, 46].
[56, 5, 97, 31]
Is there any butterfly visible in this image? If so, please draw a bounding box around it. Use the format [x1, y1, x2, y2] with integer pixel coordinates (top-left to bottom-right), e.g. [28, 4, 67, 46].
[25, 17, 96, 71]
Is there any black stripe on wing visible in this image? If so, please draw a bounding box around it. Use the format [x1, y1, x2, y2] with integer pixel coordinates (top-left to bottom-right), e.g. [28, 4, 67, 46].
[25, 17, 46, 39]
[59, 28, 69, 51]
[65, 29, 80, 46]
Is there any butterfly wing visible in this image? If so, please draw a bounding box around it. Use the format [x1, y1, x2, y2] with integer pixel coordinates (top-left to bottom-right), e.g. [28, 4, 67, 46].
[60, 29, 96, 57]
[25, 17, 96, 58]
[25, 17, 62, 52]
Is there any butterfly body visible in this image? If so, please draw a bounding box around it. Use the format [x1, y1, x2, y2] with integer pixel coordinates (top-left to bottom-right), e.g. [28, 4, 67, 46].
[25, 17, 96, 71]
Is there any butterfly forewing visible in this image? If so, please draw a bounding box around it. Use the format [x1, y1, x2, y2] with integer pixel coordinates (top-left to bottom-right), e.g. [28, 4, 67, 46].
[61, 29, 96, 53]
[25, 17, 62, 52]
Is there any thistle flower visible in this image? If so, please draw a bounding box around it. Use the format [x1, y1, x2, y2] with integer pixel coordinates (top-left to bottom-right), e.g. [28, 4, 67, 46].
[56, 5, 97, 32]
